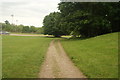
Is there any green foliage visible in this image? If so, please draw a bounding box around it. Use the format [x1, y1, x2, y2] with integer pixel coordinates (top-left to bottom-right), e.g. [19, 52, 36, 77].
[61, 32, 118, 78]
[16, 25, 24, 33]
[36, 27, 44, 34]
[22, 26, 30, 33]
[2, 36, 53, 78]
[58, 2, 120, 37]
[1, 21, 43, 34]
[43, 2, 120, 38]
[5, 20, 10, 25]
[29, 26, 37, 33]
[43, 12, 65, 37]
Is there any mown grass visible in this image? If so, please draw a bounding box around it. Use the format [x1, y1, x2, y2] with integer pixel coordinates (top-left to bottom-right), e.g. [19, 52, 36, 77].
[0, 35, 2, 79]
[2, 36, 53, 78]
[61, 32, 118, 78]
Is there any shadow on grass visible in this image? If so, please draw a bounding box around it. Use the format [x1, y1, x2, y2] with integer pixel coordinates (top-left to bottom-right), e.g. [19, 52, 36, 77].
[44, 35, 94, 41]
[61, 37, 91, 41]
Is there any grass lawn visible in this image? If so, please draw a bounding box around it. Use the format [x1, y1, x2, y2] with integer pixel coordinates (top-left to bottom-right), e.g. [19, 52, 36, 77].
[2, 36, 53, 78]
[0, 35, 2, 79]
[61, 32, 118, 78]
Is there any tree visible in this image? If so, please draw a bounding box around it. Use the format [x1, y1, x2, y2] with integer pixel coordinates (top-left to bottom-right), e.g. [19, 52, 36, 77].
[5, 20, 10, 25]
[22, 26, 30, 33]
[58, 2, 120, 38]
[29, 26, 37, 33]
[1, 21, 40, 33]
[16, 25, 24, 32]
[43, 12, 64, 37]
[105, 3, 120, 32]
[36, 27, 44, 34]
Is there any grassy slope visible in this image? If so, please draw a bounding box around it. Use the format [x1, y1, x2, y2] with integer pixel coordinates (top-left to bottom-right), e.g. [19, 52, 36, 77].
[2, 36, 53, 78]
[0, 35, 2, 79]
[61, 32, 118, 78]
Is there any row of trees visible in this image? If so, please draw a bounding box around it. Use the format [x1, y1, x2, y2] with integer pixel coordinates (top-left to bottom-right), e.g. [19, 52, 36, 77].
[1, 20, 43, 34]
[43, 2, 120, 37]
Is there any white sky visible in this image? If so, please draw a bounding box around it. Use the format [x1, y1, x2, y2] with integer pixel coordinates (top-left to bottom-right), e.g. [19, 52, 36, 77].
[0, 0, 119, 27]
[0, 0, 60, 27]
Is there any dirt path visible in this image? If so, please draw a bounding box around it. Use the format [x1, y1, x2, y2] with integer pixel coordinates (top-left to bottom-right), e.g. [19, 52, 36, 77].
[10, 34, 43, 36]
[38, 40, 86, 78]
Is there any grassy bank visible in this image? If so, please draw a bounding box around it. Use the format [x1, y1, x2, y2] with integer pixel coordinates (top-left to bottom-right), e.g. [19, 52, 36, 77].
[61, 32, 118, 78]
[0, 35, 2, 79]
[2, 36, 53, 78]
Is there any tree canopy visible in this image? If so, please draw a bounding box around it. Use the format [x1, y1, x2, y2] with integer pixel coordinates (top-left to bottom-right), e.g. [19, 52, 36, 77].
[43, 2, 120, 38]
[43, 12, 65, 37]
[1, 20, 43, 34]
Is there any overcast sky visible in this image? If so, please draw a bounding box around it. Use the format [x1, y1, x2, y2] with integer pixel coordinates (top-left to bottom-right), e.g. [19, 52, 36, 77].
[0, 0, 60, 27]
[0, 0, 119, 27]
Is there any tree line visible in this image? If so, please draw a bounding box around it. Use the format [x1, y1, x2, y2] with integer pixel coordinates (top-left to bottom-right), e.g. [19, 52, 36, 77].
[1, 20, 43, 34]
[43, 2, 120, 37]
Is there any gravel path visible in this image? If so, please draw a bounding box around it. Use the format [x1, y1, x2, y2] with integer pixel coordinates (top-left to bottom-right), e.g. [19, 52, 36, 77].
[38, 40, 86, 78]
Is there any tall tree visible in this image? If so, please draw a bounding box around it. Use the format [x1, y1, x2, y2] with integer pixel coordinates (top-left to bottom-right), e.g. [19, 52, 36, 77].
[22, 26, 30, 33]
[43, 12, 64, 37]
[58, 2, 120, 37]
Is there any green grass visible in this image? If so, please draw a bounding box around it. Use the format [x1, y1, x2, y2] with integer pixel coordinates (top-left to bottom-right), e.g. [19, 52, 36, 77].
[2, 36, 53, 78]
[61, 32, 118, 78]
[0, 35, 2, 79]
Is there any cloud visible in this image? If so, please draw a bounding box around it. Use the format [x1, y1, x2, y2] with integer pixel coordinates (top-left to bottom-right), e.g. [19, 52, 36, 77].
[0, 0, 60, 27]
